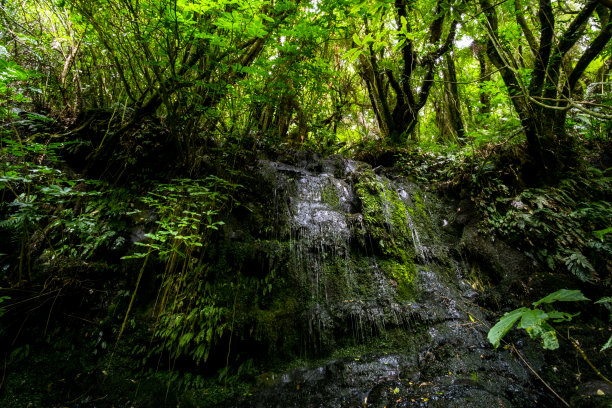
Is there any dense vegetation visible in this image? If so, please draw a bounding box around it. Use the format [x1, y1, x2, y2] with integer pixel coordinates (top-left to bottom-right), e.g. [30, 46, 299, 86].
[1, 0, 611, 406]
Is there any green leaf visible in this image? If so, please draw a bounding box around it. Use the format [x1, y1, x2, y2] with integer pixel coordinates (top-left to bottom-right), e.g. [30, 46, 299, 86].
[533, 289, 589, 307]
[601, 335, 612, 352]
[537, 325, 559, 350]
[121, 252, 149, 259]
[593, 227, 612, 241]
[547, 310, 578, 323]
[343, 48, 362, 63]
[179, 332, 194, 347]
[352, 33, 362, 46]
[517, 308, 548, 330]
[487, 307, 527, 348]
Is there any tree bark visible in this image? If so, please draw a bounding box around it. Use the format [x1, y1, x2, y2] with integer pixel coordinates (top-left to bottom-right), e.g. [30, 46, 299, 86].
[479, 0, 546, 169]
[476, 45, 490, 116]
[443, 51, 465, 142]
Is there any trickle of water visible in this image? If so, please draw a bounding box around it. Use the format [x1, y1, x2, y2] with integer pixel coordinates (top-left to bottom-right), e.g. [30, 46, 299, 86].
[235, 158, 555, 408]
[259, 158, 452, 348]
[404, 209, 427, 262]
[395, 184, 436, 263]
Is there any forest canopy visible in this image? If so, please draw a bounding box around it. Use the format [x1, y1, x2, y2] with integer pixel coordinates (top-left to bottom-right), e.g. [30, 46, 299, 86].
[0, 0, 610, 173]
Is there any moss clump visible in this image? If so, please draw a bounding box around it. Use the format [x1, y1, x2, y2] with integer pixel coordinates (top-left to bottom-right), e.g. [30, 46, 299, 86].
[355, 170, 413, 259]
[321, 180, 340, 208]
[412, 191, 427, 216]
[354, 169, 417, 298]
[379, 259, 416, 299]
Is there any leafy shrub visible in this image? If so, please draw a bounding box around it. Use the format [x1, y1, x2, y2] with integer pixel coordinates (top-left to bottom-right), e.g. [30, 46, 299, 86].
[124, 177, 242, 364]
[1, 134, 131, 282]
[488, 289, 589, 350]
[482, 169, 612, 284]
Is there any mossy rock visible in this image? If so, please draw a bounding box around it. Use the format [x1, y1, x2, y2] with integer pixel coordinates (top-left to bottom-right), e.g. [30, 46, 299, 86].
[355, 170, 412, 259]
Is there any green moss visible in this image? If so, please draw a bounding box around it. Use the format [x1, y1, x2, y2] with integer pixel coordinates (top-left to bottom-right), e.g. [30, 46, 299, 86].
[353, 169, 418, 300]
[320, 256, 354, 300]
[412, 191, 427, 216]
[407, 189, 440, 242]
[321, 180, 340, 208]
[379, 259, 416, 299]
[355, 170, 415, 262]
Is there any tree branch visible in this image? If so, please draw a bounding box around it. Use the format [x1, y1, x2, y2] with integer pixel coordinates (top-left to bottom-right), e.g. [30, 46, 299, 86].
[514, 0, 539, 57]
[567, 21, 612, 93]
[528, 0, 554, 97]
[542, 0, 598, 100]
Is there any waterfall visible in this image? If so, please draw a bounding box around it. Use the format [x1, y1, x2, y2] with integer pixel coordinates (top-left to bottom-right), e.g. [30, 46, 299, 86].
[232, 155, 553, 408]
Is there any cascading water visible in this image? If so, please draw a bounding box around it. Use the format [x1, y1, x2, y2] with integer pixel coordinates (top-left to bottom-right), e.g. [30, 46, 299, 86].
[230, 154, 561, 407]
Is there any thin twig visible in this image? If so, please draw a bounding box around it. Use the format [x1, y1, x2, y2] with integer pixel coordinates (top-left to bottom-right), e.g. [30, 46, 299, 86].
[64, 313, 99, 326]
[509, 344, 570, 407]
[570, 338, 612, 386]
[44, 287, 62, 336]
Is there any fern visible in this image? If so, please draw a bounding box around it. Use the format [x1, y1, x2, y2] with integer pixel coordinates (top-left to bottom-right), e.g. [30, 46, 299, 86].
[0, 216, 22, 230]
[563, 249, 597, 283]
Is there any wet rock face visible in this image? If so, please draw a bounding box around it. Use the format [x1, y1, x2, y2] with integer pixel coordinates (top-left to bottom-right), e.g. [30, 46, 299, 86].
[227, 156, 562, 407]
[232, 349, 553, 408]
[257, 158, 446, 348]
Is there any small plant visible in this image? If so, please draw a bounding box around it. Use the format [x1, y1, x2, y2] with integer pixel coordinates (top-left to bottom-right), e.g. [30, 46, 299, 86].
[488, 289, 589, 350]
[0, 49, 33, 119]
[489, 289, 612, 387]
[482, 170, 612, 285]
[595, 296, 612, 352]
[1, 133, 132, 284]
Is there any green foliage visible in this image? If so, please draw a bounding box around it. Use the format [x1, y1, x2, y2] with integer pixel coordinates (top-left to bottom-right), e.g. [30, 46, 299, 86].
[562, 249, 597, 284]
[533, 289, 590, 306]
[570, 82, 612, 142]
[395, 148, 469, 184]
[594, 228, 612, 242]
[125, 178, 234, 259]
[488, 289, 589, 350]
[487, 307, 525, 349]
[0, 54, 33, 118]
[595, 297, 612, 352]
[482, 170, 612, 284]
[572, 113, 612, 141]
[0, 135, 131, 280]
[1, 0, 612, 404]
[126, 177, 242, 364]
[0, 295, 10, 318]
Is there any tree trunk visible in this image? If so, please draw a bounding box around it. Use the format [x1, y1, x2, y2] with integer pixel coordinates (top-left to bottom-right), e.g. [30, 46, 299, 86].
[477, 49, 490, 117]
[358, 0, 457, 145]
[443, 52, 465, 142]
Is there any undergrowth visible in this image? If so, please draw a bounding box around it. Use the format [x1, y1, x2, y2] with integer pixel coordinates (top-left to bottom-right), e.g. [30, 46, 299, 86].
[122, 177, 242, 366]
[482, 168, 612, 285]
